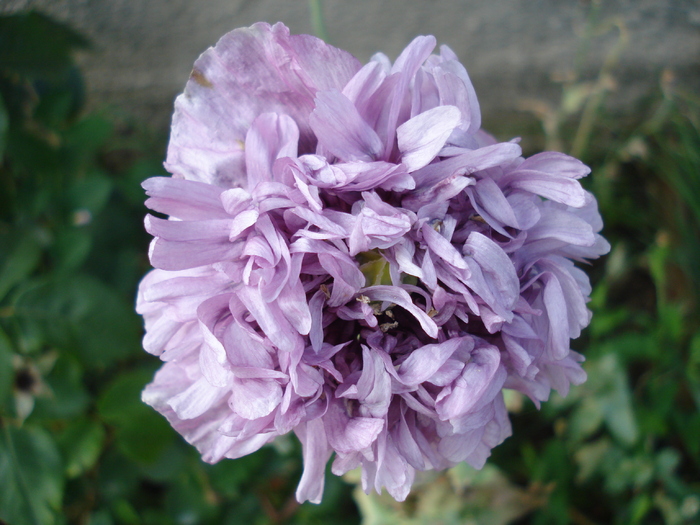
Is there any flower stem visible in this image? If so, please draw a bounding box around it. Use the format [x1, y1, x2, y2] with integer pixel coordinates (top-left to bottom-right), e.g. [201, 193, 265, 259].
[308, 0, 330, 43]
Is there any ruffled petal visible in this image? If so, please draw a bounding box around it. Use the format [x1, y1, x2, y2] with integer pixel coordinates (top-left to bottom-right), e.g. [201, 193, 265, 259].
[397, 105, 461, 172]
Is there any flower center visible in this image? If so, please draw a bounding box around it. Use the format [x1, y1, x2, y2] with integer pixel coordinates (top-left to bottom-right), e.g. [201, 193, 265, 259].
[357, 249, 392, 286]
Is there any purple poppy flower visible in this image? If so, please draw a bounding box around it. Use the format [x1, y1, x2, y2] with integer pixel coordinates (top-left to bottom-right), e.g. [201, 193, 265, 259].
[137, 22, 609, 504]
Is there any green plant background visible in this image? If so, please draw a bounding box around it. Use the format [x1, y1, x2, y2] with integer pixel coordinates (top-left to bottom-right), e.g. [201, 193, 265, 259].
[0, 9, 698, 525]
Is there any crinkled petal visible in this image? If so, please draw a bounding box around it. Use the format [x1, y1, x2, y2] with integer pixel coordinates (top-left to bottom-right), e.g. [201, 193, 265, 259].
[165, 22, 359, 187]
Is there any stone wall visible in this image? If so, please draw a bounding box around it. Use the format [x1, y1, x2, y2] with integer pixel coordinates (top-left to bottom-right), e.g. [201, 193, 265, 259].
[3, 0, 699, 139]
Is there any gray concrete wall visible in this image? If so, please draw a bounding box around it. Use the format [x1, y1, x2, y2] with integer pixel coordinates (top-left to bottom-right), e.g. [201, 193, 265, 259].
[3, 0, 699, 138]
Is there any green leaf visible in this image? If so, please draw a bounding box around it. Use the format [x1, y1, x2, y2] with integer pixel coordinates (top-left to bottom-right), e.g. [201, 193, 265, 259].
[98, 368, 175, 464]
[604, 453, 654, 493]
[110, 498, 140, 525]
[688, 331, 700, 387]
[31, 353, 89, 420]
[0, 11, 90, 80]
[0, 90, 8, 159]
[574, 438, 612, 483]
[0, 231, 43, 302]
[602, 380, 638, 447]
[583, 355, 639, 447]
[57, 417, 106, 478]
[165, 470, 218, 525]
[86, 510, 114, 525]
[0, 326, 14, 409]
[676, 412, 700, 459]
[97, 450, 140, 503]
[117, 158, 168, 205]
[561, 83, 592, 116]
[568, 396, 604, 443]
[12, 274, 140, 368]
[207, 448, 273, 498]
[63, 116, 113, 161]
[52, 228, 92, 272]
[0, 424, 64, 525]
[629, 493, 652, 524]
[138, 440, 188, 483]
[66, 172, 113, 217]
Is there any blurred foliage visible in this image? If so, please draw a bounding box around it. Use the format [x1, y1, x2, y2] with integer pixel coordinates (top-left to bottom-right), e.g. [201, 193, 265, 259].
[0, 7, 699, 525]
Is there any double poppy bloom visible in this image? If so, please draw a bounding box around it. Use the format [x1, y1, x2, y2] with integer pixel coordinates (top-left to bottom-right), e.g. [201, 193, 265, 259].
[137, 23, 609, 503]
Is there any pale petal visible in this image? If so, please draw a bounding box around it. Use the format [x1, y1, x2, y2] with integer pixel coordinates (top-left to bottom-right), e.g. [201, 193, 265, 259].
[412, 142, 522, 188]
[397, 337, 471, 386]
[383, 35, 437, 157]
[542, 273, 571, 360]
[397, 106, 461, 172]
[517, 151, 590, 179]
[229, 378, 283, 420]
[395, 410, 426, 470]
[506, 170, 587, 207]
[237, 285, 302, 353]
[356, 346, 392, 418]
[436, 344, 504, 419]
[464, 232, 520, 310]
[143, 177, 227, 220]
[295, 418, 332, 504]
[245, 113, 299, 188]
[324, 400, 384, 454]
[310, 90, 384, 162]
[168, 376, 228, 420]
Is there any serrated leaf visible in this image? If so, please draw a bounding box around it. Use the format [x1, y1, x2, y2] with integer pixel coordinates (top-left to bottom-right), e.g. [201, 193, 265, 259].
[0, 425, 64, 525]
